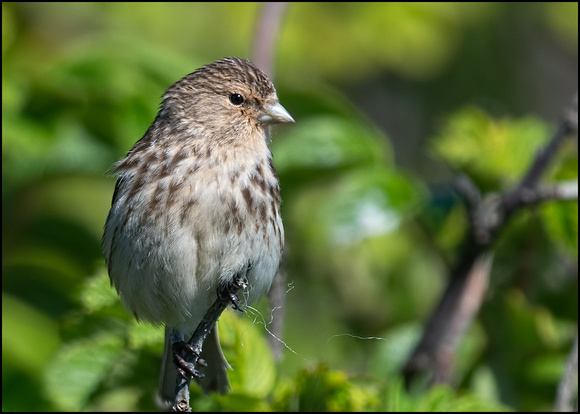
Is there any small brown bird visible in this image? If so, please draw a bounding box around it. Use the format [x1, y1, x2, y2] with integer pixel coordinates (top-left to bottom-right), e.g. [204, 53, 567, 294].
[101, 57, 294, 403]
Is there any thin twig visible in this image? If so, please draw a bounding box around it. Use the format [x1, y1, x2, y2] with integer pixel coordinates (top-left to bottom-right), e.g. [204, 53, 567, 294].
[555, 332, 578, 412]
[172, 277, 247, 412]
[502, 125, 576, 219]
[252, 1, 290, 359]
[514, 180, 578, 207]
[172, 297, 230, 412]
[267, 250, 288, 361]
[453, 174, 482, 213]
[251, 2, 289, 78]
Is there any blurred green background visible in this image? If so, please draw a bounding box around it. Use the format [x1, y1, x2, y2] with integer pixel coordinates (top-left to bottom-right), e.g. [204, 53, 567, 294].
[2, 2, 577, 412]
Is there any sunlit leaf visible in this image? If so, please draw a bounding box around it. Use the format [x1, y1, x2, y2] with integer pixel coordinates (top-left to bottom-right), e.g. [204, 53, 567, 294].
[44, 333, 124, 411]
[272, 115, 389, 178]
[80, 270, 119, 314]
[431, 108, 550, 189]
[273, 364, 380, 411]
[541, 200, 578, 257]
[2, 293, 60, 375]
[218, 311, 276, 399]
[292, 166, 421, 247]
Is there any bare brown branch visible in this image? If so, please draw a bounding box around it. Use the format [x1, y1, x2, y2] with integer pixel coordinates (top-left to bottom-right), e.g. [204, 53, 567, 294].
[555, 333, 578, 412]
[252, 2, 290, 78]
[267, 250, 288, 361]
[252, 1, 291, 359]
[403, 92, 578, 388]
[173, 289, 242, 412]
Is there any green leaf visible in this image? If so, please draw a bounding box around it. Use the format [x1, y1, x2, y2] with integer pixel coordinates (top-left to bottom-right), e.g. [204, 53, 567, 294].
[431, 108, 550, 189]
[524, 353, 568, 384]
[414, 384, 511, 412]
[2, 293, 60, 376]
[213, 393, 271, 412]
[217, 310, 276, 400]
[293, 167, 422, 247]
[272, 115, 390, 178]
[543, 2, 578, 51]
[273, 364, 380, 411]
[372, 323, 422, 381]
[85, 386, 144, 412]
[541, 199, 578, 257]
[280, 3, 499, 81]
[127, 320, 164, 350]
[385, 379, 511, 412]
[469, 365, 502, 407]
[79, 269, 119, 314]
[44, 333, 124, 411]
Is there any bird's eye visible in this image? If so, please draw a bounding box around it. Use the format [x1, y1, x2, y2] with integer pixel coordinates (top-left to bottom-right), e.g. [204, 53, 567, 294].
[229, 93, 244, 106]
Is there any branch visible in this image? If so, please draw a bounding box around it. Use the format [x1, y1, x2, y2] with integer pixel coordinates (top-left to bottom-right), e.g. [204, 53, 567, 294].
[453, 174, 482, 213]
[403, 92, 578, 388]
[502, 93, 577, 219]
[252, 1, 290, 359]
[172, 279, 247, 412]
[251, 2, 290, 78]
[402, 253, 493, 385]
[554, 332, 578, 412]
[172, 298, 230, 412]
[511, 180, 578, 207]
[267, 250, 288, 361]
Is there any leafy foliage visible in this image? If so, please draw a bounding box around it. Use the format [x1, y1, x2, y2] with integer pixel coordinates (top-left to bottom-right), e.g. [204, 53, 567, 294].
[2, 2, 577, 412]
[431, 108, 551, 188]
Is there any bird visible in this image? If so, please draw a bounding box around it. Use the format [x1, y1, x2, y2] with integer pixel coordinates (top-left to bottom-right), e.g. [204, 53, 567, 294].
[101, 57, 294, 404]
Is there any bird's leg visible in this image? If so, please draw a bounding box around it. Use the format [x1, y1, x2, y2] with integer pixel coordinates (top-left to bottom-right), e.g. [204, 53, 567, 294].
[218, 267, 250, 312]
[173, 268, 250, 381]
[170, 329, 206, 380]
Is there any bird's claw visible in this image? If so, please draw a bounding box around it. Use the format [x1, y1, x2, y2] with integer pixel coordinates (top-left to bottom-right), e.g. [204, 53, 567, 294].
[173, 341, 204, 380]
[219, 275, 248, 312]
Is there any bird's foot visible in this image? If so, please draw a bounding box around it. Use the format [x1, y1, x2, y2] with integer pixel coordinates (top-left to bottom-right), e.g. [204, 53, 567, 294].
[172, 341, 207, 380]
[218, 274, 249, 312]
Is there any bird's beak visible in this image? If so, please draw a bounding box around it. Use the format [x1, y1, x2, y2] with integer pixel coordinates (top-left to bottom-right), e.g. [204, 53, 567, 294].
[259, 102, 295, 124]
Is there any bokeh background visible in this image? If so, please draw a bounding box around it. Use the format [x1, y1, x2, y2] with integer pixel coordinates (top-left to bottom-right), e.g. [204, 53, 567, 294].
[2, 2, 577, 412]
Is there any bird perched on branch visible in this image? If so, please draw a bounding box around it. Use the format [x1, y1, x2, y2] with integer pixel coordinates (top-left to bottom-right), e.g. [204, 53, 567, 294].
[102, 57, 294, 403]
